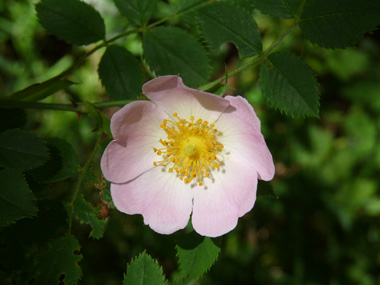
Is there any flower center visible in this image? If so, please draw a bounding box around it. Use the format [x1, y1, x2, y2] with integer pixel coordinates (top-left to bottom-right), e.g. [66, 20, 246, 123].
[153, 113, 224, 186]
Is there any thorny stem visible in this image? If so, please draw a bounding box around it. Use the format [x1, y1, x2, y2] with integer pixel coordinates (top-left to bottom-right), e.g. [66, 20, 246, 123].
[67, 127, 103, 233]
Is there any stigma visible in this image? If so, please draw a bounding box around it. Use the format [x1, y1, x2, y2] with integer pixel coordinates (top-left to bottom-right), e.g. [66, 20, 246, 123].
[153, 113, 224, 186]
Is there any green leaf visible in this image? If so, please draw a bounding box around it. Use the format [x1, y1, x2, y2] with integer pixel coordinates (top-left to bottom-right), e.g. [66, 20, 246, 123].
[197, 2, 262, 58]
[113, 0, 157, 26]
[98, 45, 143, 100]
[257, 181, 279, 199]
[10, 79, 75, 101]
[36, 0, 105, 45]
[32, 234, 82, 285]
[176, 232, 221, 281]
[0, 108, 27, 133]
[143, 26, 211, 87]
[259, 52, 320, 117]
[226, 0, 256, 13]
[0, 129, 49, 170]
[73, 195, 107, 239]
[299, 0, 380, 48]
[252, 0, 302, 19]
[123, 251, 166, 285]
[177, 0, 205, 13]
[29, 138, 79, 183]
[0, 169, 37, 228]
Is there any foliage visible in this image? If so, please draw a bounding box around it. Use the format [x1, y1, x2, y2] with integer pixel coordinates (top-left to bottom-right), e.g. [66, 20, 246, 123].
[0, 0, 379, 284]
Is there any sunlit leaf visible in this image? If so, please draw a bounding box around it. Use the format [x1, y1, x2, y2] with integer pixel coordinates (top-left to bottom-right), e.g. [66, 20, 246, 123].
[0, 169, 37, 228]
[259, 52, 320, 117]
[113, 0, 157, 26]
[197, 1, 262, 58]
[98, 45, 143, 100]
[176, 232, 221, 281]
[123, 251, 166, 285]
[73, 195, 107, 239]
[31, 234, 82, 285]
[0, 129, 49, 170]
[299, 0, 380, 48]
[36, 0, 105, 45]
[143, 26, 211, 87]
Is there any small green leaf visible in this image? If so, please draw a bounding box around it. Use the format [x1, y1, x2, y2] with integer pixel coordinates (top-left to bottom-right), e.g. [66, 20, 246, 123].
[123, 251, 166, 285]
[36, 0, 105, 45]
[0, 169, 37, 228]
[299, 0, 380, 48]
[257, 181, 278, 199]
[0, 129, 49, 170]
[29, 138, 79, 183]
[31, 234, 82, 285]
[143, 26, 211, 87]
[113, 0, 157, 26]
[197, 1, 262, 58]
[0, 109, 27, 133]
[252, 0, 302, 19]
[73, 195, 107, 239]
[98, 45, 143, 100]
[259, 52, 320, 117]
[176, 232, 221, 281]
[10, 79, 75, 101]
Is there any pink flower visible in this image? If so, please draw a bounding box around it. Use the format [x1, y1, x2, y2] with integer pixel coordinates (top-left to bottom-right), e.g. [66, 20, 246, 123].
[101, 76, 275, 237]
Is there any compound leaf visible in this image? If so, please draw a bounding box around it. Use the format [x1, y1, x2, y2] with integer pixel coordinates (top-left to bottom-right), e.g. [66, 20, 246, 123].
[29, 138, 79, 183]
[36, 0, 105, 45]
[73, 195, 107, 239]
[113, 0, 157, 26]
[176, 232, 221, 281]
[143, 26, 211, 87]
[197, 1, 261, 58]
[123, 251, 166, 285]
[299, 0, 380, 48]
[31, 234, 82, 285]
[0, 169, 37, 228]
[259, 52, 320, 117]
[98, 45, 143, 100]
[0, 129, 49, 171]
[252, 0, 302, 19]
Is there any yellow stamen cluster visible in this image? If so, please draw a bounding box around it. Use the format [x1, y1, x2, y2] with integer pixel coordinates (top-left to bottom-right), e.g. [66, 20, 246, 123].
[153, 113, 224, 186]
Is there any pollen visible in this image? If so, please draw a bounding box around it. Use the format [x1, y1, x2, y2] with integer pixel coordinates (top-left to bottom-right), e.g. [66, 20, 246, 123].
[153, 113, 223, 186]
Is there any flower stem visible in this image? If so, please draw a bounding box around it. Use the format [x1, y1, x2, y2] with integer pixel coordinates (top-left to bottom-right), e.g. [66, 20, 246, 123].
[67, 127, 103, 233]
[0, 100, 135, 113]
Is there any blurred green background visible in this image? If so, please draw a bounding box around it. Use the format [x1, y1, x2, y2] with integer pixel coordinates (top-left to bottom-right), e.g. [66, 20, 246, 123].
[1, 0, 380, 284]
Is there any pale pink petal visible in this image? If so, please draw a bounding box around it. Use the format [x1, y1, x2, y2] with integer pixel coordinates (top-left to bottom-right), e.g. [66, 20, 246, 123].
[216, 96, 275, 181]
[101, 136, 157, 183]
[142, 76, 230, 123]
[111, 167, 194, 234]
[110, 100, 168, 140]
[191, 157, 258, 237]
[102, 100, 169, 183]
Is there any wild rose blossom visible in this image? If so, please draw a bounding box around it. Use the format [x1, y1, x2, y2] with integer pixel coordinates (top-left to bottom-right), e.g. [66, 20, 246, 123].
[101, 76, 275, 237]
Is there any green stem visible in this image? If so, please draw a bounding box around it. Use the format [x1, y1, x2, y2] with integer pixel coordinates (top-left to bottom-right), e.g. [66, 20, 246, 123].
[67, 128, 103, 233]
[0, 100, 135, 112]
